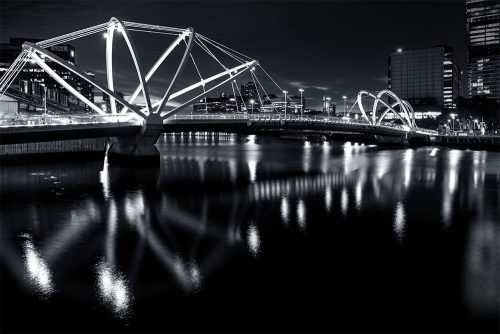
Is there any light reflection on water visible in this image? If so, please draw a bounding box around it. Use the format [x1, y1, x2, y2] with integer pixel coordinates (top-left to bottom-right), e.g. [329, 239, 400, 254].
[0, 132, 499, 331]
[96, 260, 132, 319]
[247, 223, 261, 257]
[21, 234, 55, 297]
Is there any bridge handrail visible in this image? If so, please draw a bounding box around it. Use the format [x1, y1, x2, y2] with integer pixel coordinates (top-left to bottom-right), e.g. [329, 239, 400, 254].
[0, 114, 140, 128]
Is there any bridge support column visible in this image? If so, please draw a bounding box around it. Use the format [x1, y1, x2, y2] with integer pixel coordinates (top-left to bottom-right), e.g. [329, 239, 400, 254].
[374, 134, 409, 146]
[107, 114, 163, 165]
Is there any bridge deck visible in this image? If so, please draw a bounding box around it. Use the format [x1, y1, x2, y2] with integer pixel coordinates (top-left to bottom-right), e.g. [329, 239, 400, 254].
[1, 113, 440, 145]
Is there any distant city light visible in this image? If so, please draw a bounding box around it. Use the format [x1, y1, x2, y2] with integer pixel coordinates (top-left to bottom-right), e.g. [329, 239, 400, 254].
[397, 48, 403, 53]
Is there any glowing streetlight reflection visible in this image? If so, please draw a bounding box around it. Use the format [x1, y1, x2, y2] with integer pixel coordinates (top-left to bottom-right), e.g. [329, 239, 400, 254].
[281, 197, 290, 225]
[297, 199, 306, 231]
[341, 188, 349, 216]
[325, 187, 332, 212]
[22, 235, 55, 296]
[247, 224, 261, 257]
[96, 261, 132, 318]
[393, 201, 406, 242]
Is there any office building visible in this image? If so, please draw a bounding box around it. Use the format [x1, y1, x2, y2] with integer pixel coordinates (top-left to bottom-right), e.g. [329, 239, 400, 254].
[0, 38, 94, 113]
[466, 0, 500, 100]
[240, 81, 257, 99]
[388, 45, 461, 111]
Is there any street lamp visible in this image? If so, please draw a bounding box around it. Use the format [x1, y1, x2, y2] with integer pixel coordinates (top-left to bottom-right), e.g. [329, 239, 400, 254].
[450, 113, 457, 134]
[299, 88, 304, 117]
[250, 99, 255, 114]
[342, 95, 347, 116]
[283, 90, 288, 118]
[43, 85, 47, 114]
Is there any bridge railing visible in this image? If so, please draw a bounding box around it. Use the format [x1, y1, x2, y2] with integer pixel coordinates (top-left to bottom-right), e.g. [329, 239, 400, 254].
[171, 113, 417, 132]
[0, 114, 140, 128]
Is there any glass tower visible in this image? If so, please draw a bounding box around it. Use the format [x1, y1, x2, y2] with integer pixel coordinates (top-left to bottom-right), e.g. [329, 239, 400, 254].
[388, 46, 461, 111]
[466, 0, 500, 100]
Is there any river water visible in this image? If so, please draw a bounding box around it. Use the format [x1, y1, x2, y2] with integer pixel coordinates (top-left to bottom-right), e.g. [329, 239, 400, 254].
[1, 133, 499, 333]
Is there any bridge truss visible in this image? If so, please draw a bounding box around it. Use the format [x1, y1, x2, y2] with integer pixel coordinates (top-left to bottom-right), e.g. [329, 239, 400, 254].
[0, 17, 289, 122]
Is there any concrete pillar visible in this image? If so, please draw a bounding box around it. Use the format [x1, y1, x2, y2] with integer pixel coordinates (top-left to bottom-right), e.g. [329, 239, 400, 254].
[108, 113, 163, 165]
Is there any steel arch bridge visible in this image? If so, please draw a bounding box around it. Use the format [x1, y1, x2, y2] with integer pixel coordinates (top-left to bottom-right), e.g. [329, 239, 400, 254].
[0, 17, 272, 161]
[348, 90, 416, 130]
[0, 19, 439, 162]
[0, 17, 260, 121]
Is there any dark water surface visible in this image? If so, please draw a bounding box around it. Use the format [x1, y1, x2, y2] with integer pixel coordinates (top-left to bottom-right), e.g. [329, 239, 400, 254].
[1, 133, 499, 333]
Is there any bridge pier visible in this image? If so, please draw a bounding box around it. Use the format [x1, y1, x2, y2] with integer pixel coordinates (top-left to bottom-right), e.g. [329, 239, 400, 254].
[374, 134, 409, 146]
[107, 114, 163, 165]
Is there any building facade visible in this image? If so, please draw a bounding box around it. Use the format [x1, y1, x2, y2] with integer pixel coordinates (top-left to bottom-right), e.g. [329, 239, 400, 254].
[0, 38, 94, 113]
[388, 46, 461, 111]
[466, 0, 500, 100]
[240, 81, 258, 99]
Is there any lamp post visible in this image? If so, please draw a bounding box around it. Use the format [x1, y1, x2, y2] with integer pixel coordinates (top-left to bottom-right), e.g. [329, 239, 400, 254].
[250, 99, 255, 114]
[43, 85, 47, 114]
[450, 113, 457, 134]
[342, 95, 347, 116]
[299, 88, 304, 117]
[283, 90, 288, 118]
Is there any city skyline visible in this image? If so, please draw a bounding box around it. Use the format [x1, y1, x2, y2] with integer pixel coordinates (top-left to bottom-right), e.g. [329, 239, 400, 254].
[0, 0, 467, 109]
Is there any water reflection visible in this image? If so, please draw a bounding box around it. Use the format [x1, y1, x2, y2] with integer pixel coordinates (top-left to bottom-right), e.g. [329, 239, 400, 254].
[247, 224, 261, 257]
[281, 196, 290, 225]
[1, 133, 499, 330]
[341, 188, 349, 216]
[297, 199, 306, 231]
[21, 234, 55, 297]
[393, 201, 406, 242]
[96, 260, 132, 318]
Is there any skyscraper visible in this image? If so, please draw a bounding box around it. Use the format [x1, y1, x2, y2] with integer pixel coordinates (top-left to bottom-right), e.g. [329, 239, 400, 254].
[466, 0, 500, 100]
[388, 45, 461, 112]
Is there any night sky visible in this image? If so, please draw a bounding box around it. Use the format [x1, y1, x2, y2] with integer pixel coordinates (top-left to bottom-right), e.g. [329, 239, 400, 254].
[0, 0, 467, 110]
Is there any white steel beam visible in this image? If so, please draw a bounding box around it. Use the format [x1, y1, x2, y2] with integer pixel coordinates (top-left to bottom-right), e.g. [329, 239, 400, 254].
[161, 60, 257, 119]
[119, 29, 191, 114]
[141, 60, 256, 114]
[23, 42, 147, 119]
[30, 52, 106, 115]
[155, 28, 195, 114]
